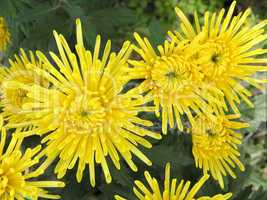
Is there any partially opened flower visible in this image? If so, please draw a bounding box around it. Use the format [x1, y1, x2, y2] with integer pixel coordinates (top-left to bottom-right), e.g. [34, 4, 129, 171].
[0, 49, 48, 126]
[191, 114, 249, 188]
[0, 116, 64, 200]
[115, 163, 232, 200]
[128, 33, 223, 133]
[169, 1, 267, 113]
[0, 17, 10, 51]
[6, 19, 161, 186]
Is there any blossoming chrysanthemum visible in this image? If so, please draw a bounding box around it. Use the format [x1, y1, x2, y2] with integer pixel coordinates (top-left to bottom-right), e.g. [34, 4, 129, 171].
[115, 163, 232, 200]
[191, 114, 249, 188]
[0, 49, 48, 126]
[0, 116, 64, 200]
[5, 19, 162, 187]
[127, 33, 224, 133]
[169, 1, 267, 113]
[0, 17, 10, 51]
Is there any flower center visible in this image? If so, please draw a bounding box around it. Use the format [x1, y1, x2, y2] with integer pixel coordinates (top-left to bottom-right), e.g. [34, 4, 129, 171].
[199, 40, 233, 78]
[61, 93, 107, 135]
[192, 117, 229, 153]
[165, 71, 177, 79]
[151, 55, 193, 93]
[0, 165, 25, 197]
[211, 53, 221, 63]
[80, 110, 91, 117]
[4, 88, 28, 111]
[0, 174, 8, 196]
[2, 70, 49, 113]
[206, 128, 216, 137]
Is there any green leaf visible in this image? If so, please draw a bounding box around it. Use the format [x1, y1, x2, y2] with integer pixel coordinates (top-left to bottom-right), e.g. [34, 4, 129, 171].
[249, 187, 267, 200]
[232, 186, 253, 200]
[15, 2, 60, 23]
[240, 93, 267, 132]
[147, 19, 169, 46]
[87, 7, 138, 28]
[249, 171, 267, 190]
[233, 186, 267, 200]
[144, 133, 194, 168]
[108, 161, 135, 187]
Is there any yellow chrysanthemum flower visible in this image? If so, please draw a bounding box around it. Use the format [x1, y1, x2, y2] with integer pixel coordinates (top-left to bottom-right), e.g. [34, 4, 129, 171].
[169, 1, 267, 113]
[127, 33, 223, 133]
[0, 17, 10, 51]
[0, 116, 64, 200]
[191, 114, 249, 188]
[115, 163, 232, 200]
[6, 19, 161, 187]
[0, 49, 48, 125]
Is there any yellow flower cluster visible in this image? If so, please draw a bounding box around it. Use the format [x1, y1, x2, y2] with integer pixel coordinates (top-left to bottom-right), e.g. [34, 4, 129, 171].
[0, 1, 266, 199]
[127, 0, 266, 190]
[115, 163, 232, 200]
[0, 116, 65, 199]
[191, 114, 248, 189]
